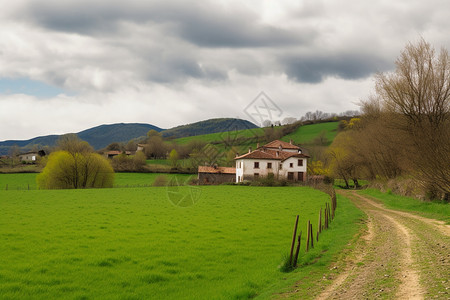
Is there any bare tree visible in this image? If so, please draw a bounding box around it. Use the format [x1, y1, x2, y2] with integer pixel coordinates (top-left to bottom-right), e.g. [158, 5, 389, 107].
[374, 39, 450, 198]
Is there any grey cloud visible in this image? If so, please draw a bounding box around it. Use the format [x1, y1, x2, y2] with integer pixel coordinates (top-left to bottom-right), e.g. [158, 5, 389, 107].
[17, 0, 311, 48]
[283, 52, 393, 83]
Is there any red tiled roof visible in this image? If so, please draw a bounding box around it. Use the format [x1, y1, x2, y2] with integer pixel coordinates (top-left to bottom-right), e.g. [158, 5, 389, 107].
[235, 148, 309, 160]
[198, 166, 236, 174]
[263, 140, 300, 150]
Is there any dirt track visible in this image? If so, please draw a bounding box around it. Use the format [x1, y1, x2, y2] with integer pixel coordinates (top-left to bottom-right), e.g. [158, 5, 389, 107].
[313, 190, 449, 299]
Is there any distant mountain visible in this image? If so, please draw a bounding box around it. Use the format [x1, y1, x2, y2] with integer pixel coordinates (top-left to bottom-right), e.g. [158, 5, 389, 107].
[162, 118, 258, 139]
[0, 118, 258, 155]
[0, 123, 162, 155]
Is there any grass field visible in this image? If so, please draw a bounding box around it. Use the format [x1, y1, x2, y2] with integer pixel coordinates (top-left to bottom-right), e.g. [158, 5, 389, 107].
[0, 174, 365, 299]
[0, 173, 193, 190]
[360, 189, 450, 223]
[173, 127, 265, 145]
[282, 122, 339, 145]
[173, 122, 339, 147]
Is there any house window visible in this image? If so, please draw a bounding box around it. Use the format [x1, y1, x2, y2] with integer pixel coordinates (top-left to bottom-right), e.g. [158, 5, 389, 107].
[267, 162, 272, 169]
[289, 163, 293, 168]
[298, 159, 303, 166]
[254, 173, 259, 179]
[238, 176, 241, 182]
[288, 172, 294, 180]
[254, 162, 259, 169]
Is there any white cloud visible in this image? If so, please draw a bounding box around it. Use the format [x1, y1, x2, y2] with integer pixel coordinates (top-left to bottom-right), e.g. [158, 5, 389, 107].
[0, 0, 449, 141]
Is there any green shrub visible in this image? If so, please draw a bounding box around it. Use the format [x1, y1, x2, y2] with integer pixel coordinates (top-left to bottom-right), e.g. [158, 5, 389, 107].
[37, 151, 114, 189]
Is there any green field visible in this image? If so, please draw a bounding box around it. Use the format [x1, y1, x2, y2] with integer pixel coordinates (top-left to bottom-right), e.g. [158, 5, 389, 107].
[173, 122, 339, 147]
[282, 122, 339, 145]
[0, 174, 365, 299]
[173, 128, 265, 145]
[0, 173, 193, 190]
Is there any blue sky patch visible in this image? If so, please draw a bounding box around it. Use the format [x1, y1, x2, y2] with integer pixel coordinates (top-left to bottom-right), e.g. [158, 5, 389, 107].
[0, 78, 72, 98]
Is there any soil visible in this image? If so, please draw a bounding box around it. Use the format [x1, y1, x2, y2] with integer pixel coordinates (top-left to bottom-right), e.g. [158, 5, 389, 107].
[279, 190, 450, 299]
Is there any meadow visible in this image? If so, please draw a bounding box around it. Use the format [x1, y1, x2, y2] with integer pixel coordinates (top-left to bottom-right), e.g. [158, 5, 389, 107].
[282, 122, 339, 145]
[0, 175, 364, 299]
[0, 173, 193, 190]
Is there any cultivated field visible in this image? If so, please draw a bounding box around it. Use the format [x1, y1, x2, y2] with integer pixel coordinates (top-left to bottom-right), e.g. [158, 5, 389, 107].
[0, 174, 364, 299]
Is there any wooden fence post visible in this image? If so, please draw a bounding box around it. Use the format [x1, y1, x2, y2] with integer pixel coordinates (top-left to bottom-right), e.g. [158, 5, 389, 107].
[318, 208, 322, 234]
[289, 215, 299, 265]
[306, 220, 311, 252]
[310, 222, 314, 249]
[293, 231, 302, 267]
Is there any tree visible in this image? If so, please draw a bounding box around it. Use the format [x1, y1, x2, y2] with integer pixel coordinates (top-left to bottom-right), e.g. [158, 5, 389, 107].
[37, 151, 114, 189]
[8, 144, 20, 166]
[282, 117, 297, 125]
[144, 130, 167, 159]
[374, 39, 450, 198]
[106, 142, 122, 151]
[57, 134, 93, 154]
[37, 136, 114, 189]
[125, 140, 137, 152]
[169, 149, 179, 168]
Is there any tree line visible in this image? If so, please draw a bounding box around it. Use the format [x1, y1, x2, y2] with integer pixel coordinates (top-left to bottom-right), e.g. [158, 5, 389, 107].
[326, 39, 449, 201]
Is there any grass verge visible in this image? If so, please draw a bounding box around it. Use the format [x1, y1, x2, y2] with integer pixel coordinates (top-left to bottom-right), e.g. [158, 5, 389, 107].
[359, 188, 449, 223]
[256, 192, 365, 299]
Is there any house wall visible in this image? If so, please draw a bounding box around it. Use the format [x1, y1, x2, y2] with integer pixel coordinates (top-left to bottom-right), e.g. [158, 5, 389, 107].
[236, 157, 307, 182]
[236, 158, 281, 182]
[19, 154, 37, 162]
[279, 157, 307, 181]
[198, 173, 235, 185]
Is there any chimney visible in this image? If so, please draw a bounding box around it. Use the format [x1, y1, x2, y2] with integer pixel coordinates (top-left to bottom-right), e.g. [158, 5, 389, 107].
[256, 142, 260, 148]
[279, 145, 282, 151]
[276, 151, 279, 157]
[235, 152, 239, 157]
[248, 147, 252, 153]
[290, 139, 293, 145]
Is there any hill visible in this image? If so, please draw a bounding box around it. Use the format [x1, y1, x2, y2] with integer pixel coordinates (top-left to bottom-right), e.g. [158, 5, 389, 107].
[0, 123, 162, 155]
[174, 121, 340, 155]
[161, 118, 258, 139]
[0, 118, 258, 155]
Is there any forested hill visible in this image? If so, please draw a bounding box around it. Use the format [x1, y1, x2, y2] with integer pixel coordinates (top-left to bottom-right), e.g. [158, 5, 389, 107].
[0, 123, 162, 155]
[161, 118, 258, 139]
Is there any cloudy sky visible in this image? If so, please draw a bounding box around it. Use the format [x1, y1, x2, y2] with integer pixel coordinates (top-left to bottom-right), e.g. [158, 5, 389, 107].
[1, 0, 449, 140]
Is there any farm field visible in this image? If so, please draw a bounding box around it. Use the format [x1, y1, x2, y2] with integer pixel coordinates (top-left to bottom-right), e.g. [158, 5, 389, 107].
[0, 179, 364, 299]
[0, 173, 194, 191]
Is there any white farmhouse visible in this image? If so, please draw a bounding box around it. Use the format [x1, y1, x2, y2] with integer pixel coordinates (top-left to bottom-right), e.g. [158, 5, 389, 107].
[234, 140, 309, 183]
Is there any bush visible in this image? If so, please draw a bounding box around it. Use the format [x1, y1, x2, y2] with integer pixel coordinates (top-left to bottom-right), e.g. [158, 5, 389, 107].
[153, 175, 168, 187]
[37, 151, 114, 189]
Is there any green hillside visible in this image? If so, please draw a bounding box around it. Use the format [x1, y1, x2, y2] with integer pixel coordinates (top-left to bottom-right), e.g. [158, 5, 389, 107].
[282, 122, 339, 145]
[174, 121, 339, 149]
[162, 118, 258, 139]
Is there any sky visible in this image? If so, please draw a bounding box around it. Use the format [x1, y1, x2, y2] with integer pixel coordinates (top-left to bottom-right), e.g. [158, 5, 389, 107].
[1, 0, 449, 141]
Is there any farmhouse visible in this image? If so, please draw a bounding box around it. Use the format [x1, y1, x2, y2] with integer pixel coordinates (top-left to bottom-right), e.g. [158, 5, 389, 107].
[198, 166, 236, 185]
[235, 140, 309, 183]
[18, 150, 46, 163]
[105, 150, 132, 159]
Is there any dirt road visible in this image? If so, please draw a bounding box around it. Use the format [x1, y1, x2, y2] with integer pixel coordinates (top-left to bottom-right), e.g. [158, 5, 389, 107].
[314, 190, 449, 299]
